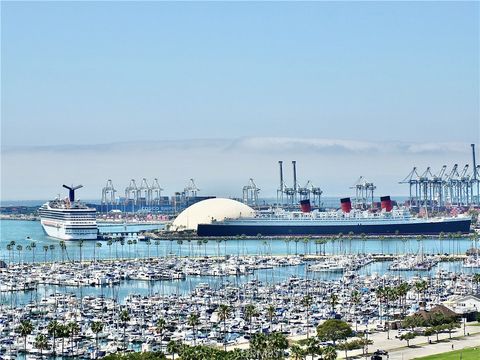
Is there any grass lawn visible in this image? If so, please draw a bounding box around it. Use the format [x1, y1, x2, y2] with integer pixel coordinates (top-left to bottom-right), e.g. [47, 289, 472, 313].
[414, 347, 480, 359]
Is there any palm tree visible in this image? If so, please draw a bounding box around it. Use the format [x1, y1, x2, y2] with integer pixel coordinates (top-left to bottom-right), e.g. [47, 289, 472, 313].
[57, 323, 69, 357]
[8, 241, 15, 262]
[127, 239, 133, 258]
[155, 240, 161, 258]
[329, 293, 339, 316]
[43, 245, 49, 263]
[305, 336, 322, 360]
[78, 240, 84, 264]
[26, 245, 31, 263]
[187, 313, 200, 345]
[294, 238, 300, 255]
[202, 239, 208, 256]
[59, 241, 66, 262]
[49, 244, 55, 262]
[177, 239, 183, 257]
[414, 280, 428, 304]
[18, 320, 33, 353]
[156, 318, 166, 352]
[350, 290, 361, 331]
[90, 321, 104, 358]
[95, 242, 102, 262]
[119, 309, 130, 353]
[244, 304, 257, 337]
[167, 340, 179, 360]
[145, 239, 151, 258]
[67, 321, 80, 356]
[30, 242, 37, 263]
[472, 273, 480, 293]
[120, 239, 125, 259]
[217, 304, 231, 351]
[285, 238, 291, 255]
[34, 334, 49, 357]
[107, 239, 113, 259]
[322, 345, 337, 360]
[301, 295, 313, 337]
[132, 239, 138, 257]
[16, 245, 23, 264]
[47, 320, 60, 357]
[290, 344, 306, 360]
[266, 305, 276, 330]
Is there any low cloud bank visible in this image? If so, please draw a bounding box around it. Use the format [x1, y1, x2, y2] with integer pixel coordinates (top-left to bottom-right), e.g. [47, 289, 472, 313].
[1, 137, 474, 200]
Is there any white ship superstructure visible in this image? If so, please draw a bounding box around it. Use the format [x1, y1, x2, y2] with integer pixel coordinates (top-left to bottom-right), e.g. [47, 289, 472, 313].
[39, 185, 97, 240]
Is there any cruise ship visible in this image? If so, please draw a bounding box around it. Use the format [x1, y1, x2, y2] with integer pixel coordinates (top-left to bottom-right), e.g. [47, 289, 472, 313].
[39, 185, 98, 240]
[197, 197, 471, 237]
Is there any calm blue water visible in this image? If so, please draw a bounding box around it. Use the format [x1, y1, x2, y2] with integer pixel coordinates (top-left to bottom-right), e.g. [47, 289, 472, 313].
[1, 219, 478, 307]
[0, 220, 476, 263]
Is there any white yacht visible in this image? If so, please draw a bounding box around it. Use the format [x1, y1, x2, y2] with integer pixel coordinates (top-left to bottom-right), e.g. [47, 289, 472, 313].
[39, 185, 97, 240]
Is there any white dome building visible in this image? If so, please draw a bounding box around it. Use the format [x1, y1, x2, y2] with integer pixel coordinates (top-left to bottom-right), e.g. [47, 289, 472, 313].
[172, 198, 255, 231]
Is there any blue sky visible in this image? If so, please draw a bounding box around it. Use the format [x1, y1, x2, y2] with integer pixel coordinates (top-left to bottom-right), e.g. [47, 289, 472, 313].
[1, 2, 479, 200]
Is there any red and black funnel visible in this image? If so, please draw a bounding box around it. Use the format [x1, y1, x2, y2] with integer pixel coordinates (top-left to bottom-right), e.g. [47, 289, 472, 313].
[300, 199, 311, 213]
[340, 197, 352, 213]
[380, 196, 393, 212]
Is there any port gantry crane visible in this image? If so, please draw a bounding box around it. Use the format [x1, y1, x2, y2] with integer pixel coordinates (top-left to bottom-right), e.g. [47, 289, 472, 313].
[351, 176, 376, 209]
[151, 178, 164, 205]
[137, 178, 151, 205]
[400, 167, 421, 208]
[124, 179, 139, 212]
[184, 178, 199, 199]
[101, 179, 117, 211]
[242, 178, 260, 207]
[418, 167, 435, 210]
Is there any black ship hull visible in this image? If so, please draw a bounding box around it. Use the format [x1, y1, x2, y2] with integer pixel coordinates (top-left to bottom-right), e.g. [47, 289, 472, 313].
[197, 219, 471, 237]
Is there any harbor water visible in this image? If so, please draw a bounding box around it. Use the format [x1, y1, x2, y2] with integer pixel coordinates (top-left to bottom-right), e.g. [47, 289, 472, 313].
[1, 219, 478, 307]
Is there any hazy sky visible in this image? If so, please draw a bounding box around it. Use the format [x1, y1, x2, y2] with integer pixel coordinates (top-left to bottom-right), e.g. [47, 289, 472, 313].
[1, 2, 479, 200]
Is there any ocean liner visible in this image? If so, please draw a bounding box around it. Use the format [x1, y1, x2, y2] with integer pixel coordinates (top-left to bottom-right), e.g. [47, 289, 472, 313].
[197, 197, 471, 237]
[39, 185, 98, 240]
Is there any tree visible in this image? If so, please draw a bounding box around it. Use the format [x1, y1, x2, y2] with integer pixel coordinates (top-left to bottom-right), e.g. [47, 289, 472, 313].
[57, 323, 70, 357]
[120, 309, 131, 353]
[316, 319, 353, 346]
[49, 244, 55, 262]
[289, 344, 306, 360]
[402, 315, 425, 331]
[218, 304, 231, 351]
[301, 295, 313, 337]
[473, 273, 480, 293]
[337, 339, 362, 360]
[399, 332, 416, 347]
[67, 321, 80, 356]
[16, 245, 23, 264]
[329, 293, 339, 316]
[91, 321, 104, 358]
[78, 240, 84, 264]
[95, 242, 102, 261]
[18, 320, 33, 353]
[34, 334, 49, 357]
[304, 337, 322, 360]
[31, 242, 37, 263]
[187, 313, 200, 346]
[167, 340, 180, 360]
[267, 304, 276, 330]
[59, 241, 66, 262]
[156, 318, 166, 352]
[250, 332, 288, 360]
[322, 345, 337, 360]
[350, 290, 361, 331]
[244, 304, 257, 337]
[47, 320, 60, 357]
[43, 245, 49, 263]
